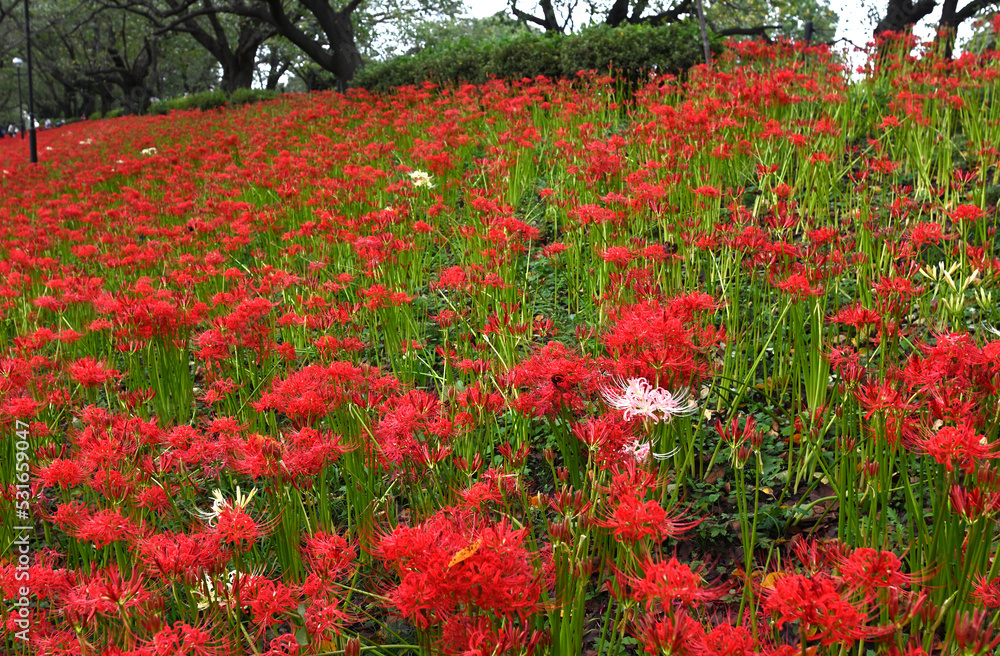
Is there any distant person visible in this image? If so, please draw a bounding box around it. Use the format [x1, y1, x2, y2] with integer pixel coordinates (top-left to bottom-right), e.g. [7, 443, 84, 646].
[7, 124, 15, 136]
[45, 118, 52, 129]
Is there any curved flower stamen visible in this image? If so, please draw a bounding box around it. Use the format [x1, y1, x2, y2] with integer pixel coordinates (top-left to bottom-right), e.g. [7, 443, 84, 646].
[600, 377, 698, 424]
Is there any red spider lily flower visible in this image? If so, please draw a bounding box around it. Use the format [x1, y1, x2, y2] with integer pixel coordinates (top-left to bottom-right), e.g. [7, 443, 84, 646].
[601, 300, 721, 389]
[599, 246, 634, 266]
[540, 242, 568, 259]
[375, 389, 455, 475]
[629, 557, 723, 610]
[701, 624, 755, 656]
[903, 333, 995, 402]
[837, 547, 916, 602]
[603, 459, 659, 502]
[62, 566, 155, 625]
[301, 530, 356, 579]
[375, 510, 544, 630]
[871, 276, 924, 303]
[439, 614, 549, 656]
[632, 610, 705, 656]
[210, 504, 279, 549]
[280, 427, 350, 481]
[434, 265, 469, 290]
[302, 595, 354, 641]
[252, 362, 360, 424]
[264, 633, 301, 656]
[358, 283, 413, 310]
[949, 485, 987, 522]
[772, 271, 823, 301]
[854, 380, 911, 420]
[1, 394, 41, 422]
[135, 531, 227, 582]
[764, 572, 864, 646]
[790, 537, 848, 575]
[909, 221, 952, 248]
[829, 303, 882, 330]
[573, 414, 637, 465]
[692, 185, 722, 198]
[917, 421, 997, 474]
[244, 577, 298, 635]
[716, 414, 762, 456]
[145, 620, 224, 656]
[36, 458, 84, 489]
[66, 356, 119, 388]
[973, 575, 1000, 608]
[460, 480, 503, 511]
[950, 204, 985, 224]
[953, 609, 1000, 654]
[596, 490, 700, 543]
[73, 508, 141, 549]
[508, 341, 600, 418]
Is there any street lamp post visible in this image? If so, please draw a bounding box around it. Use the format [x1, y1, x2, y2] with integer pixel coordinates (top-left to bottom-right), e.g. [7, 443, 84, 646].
[12, 57, 23, 140]
[23, 0, 37, 163]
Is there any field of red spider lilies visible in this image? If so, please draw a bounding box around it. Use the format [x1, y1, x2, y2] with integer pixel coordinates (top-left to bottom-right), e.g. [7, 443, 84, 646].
[3, 33, 1000, 656]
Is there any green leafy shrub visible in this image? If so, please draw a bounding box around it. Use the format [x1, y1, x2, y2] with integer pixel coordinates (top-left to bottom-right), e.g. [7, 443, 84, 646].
[148, 89, 226, 115]
[354, 21, 716, 92]
[486, 32, 563, 80]
[146, 88, 276, 116]
[229, 88, 279, 107]
[354, 38, 492, 90]
[563, 22, 714, 77]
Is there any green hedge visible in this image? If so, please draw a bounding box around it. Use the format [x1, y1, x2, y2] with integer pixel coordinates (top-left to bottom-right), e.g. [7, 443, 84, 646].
[353, 22, 718, 92]
[147, 88, 278, 116]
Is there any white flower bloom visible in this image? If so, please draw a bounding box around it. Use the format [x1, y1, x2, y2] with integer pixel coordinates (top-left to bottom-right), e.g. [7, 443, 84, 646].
[140, 147, 158, 157]
[621, 438, 679, 463]
[624, 440, 651, 462]
[193, 569, 243, 610]
[600, 377, 697, 424]
[194, 486, 257, 526]
[408, 170, 434, 188]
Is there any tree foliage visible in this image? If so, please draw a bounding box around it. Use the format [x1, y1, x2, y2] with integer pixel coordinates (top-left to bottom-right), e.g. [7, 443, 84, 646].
[506, 0, 839, 42]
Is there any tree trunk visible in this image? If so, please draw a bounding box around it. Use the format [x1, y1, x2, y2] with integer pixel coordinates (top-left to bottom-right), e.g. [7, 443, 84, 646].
[220, 51, 257, 93]
[695, 0, 711, 66]
[874, 0, 937, 36]
[264, 49, 289, 90]
[258, 0, 363, 83]
[936, 0, 994, 59]
[606, 0, 629, 26]
[325, 11, 363, 81]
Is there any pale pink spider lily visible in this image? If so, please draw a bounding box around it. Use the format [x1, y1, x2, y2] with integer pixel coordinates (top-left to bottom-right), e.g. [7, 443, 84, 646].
[600, 377, 697, 424]
[624, 440, 680, 462]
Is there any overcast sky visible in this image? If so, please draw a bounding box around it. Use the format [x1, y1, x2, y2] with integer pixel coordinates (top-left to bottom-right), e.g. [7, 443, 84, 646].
[462, 0, 979, 69]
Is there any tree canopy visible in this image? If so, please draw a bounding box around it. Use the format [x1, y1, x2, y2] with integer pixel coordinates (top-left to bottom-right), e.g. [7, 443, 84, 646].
[0, 0, 995, 124]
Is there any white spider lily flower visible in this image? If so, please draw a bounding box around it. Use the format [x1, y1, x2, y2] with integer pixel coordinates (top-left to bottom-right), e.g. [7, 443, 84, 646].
[600, 377, 697, 424]
[623, 440, 680, 463]
[408, 170, 434, 188]
[194, 486, 258, 526]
